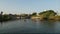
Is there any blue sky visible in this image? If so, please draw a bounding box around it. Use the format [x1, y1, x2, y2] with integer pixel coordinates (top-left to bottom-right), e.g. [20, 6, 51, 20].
[0, 0, 60, 14]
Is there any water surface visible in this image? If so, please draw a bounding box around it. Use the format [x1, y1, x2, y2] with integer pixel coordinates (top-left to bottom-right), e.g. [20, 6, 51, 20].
[0, 19, 60, 33]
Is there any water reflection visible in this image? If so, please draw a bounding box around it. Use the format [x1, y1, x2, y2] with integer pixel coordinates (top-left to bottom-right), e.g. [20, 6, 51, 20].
[0, 22, 4, 27]
[31, 19, 56, 33]
[0, 22, 3, 24]
[41, 21, 55, 33]
[0, 19, 60, 33]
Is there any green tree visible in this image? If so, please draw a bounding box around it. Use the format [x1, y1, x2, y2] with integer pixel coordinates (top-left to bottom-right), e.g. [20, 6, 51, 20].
[39, 10, 57, 19]
[31, 12, 37, 16]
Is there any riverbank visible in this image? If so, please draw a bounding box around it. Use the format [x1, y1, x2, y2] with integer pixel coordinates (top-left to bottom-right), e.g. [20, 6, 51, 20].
[0, 15, 60, 22]
[0, 10, 60, 22]
[31, 16, 60, 21]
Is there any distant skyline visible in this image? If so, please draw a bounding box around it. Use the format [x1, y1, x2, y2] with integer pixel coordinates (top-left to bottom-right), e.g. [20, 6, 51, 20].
[0, 0, 60, 14]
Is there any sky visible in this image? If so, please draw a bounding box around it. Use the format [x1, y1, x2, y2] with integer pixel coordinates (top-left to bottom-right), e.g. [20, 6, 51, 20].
[0, 0, 60, 14]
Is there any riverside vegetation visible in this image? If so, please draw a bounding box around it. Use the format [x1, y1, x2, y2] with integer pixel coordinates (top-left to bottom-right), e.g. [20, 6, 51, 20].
[31, 10, 60, 21]
[0, 10, 60, 22]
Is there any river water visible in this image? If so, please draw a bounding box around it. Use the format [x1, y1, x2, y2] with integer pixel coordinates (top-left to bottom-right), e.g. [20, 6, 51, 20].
[0, 19, 60, 33]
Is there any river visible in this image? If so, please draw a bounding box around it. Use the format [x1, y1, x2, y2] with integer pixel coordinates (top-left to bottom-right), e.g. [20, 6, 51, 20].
[0, 19, 60, 33]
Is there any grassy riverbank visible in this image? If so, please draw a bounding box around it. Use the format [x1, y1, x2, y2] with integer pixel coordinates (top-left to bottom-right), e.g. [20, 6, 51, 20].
[31, 10, 60, 21]
[31, 16, 60, 21]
